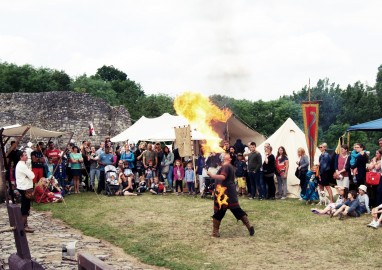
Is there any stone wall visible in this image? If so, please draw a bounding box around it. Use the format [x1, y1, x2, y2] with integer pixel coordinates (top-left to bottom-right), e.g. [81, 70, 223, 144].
[0, 91, 131, 145]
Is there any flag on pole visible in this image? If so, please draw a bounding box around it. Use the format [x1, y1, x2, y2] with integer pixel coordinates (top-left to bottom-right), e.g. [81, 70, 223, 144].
[302, 102, 319, 166]
[89, 122, 96, 136]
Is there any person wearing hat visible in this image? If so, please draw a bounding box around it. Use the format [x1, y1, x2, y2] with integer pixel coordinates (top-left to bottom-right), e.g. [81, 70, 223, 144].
[357, 184, 370, 214]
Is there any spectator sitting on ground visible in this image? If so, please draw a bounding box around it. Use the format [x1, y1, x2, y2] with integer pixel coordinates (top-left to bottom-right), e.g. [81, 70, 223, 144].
[137, 175, 147, 193]
[311, 186, 348, 215]
[332, 190, 360, 219]
[367, 204, 382, 229]
[48, 177, 65, 199]
[34, 178, 62, 203]
[116, 173, 140, 196]
[357, 184, 370, 214]
[150, 176, 165, 195]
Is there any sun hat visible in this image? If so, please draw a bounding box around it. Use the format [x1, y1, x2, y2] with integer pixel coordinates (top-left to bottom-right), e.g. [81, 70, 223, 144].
[358, 184, 367, 192]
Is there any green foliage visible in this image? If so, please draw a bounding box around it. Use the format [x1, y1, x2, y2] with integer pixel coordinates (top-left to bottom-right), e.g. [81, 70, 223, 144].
[95, 65, 127, 81]
[135, 94, 175, 120]
[0, 62, 72, 92]
[2, 60, 382, 150]
[72, 74, 118, 104]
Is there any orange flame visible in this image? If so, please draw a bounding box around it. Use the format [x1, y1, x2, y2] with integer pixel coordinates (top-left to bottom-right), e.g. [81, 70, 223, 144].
[215, 184, 229, 209]
[174, 92, 232, 155]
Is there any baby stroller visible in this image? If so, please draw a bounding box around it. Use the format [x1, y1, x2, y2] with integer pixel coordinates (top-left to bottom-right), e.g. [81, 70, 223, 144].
[105, 165, 120, 196]
[302, 170, 319, 204]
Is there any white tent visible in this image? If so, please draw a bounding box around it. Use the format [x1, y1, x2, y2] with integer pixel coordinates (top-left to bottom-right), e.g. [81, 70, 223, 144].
[111, 113, 266, 144]
[258, 118, 321, 198]
[111, 113, 218, 142]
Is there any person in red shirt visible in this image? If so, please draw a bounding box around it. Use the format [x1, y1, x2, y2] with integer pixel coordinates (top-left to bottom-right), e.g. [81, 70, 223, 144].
[31, 142, 45, 184]
[45, 141, 61, 165]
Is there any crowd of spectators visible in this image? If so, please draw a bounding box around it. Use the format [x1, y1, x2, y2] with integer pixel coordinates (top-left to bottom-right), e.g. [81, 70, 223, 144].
[6, 135, 382, 228]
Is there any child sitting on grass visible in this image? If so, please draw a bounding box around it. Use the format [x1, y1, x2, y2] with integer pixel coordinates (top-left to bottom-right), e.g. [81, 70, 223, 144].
[173, 159, 184, 195]
[332, 190, 360, 220]
[137, 175, 147, 193]
[357, 184, 370, 214]
[150, 176, 165, 195]
[311, 186, 348, 215]
[185, 162, 195, 195]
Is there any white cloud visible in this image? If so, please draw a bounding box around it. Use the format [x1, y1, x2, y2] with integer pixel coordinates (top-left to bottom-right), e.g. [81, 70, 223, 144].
[0, 0, 382, 101]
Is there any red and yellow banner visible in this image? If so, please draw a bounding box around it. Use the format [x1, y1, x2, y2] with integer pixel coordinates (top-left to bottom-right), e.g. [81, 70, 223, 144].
[302, 102, 319, 166]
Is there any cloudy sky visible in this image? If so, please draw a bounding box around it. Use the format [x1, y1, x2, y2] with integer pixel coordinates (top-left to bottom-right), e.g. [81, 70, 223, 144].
[1, 0, 381, 101]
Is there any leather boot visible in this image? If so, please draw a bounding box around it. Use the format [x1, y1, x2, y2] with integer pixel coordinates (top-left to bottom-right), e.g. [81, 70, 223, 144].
[22, 215, 35, 233]
[212, 218, 221, 237]
[241, 215, 255, 236]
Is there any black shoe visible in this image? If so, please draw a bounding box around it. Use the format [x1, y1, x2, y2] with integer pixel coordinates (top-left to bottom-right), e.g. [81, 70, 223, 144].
[249, 226, 255, 236]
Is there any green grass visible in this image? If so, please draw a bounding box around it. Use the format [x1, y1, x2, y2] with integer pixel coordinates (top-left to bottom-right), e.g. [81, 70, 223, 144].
[34, 193, 382, 269]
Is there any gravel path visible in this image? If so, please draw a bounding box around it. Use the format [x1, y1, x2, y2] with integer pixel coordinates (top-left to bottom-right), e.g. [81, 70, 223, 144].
[0, 204, 166, 270]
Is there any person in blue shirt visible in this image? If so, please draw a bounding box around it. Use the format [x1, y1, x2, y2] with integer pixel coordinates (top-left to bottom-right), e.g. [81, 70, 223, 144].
[97, 146, 115, 194]
[332, 190, 361, 219]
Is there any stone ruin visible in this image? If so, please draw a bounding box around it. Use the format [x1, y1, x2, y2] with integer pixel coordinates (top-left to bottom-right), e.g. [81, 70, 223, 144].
[0, 91, 131, 146]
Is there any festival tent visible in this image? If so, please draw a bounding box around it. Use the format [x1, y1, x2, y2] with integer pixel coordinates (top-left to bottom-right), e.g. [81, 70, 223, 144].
[1, 124, 69, 138]
[347, 118, 382, 131]
[110, 113, 213, 142]
[258, 118, 321, 198]
[213, 114, 266, 145]
[111, 113, 266, 144]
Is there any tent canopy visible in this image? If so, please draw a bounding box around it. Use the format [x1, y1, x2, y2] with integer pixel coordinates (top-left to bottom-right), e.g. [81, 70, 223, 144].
[111, 113, 266, 144]
[347, 118, 382, 131]
[1, 124, 69, 138]
[111, 113, 221, 142]
[258, 118, 321, 198]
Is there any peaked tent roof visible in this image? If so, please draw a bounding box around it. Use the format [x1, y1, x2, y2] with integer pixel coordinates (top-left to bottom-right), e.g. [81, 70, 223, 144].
[212, 114, 266, 145]
[347, 118, 382, 131]
[258, 118, 321, 198]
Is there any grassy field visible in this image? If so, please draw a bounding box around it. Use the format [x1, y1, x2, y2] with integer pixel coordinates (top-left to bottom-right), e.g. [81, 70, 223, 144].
[34, 192, 382, 269]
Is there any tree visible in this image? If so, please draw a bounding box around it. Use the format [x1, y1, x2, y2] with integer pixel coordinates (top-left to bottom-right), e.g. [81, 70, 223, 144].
[135, 94, 175, 120]
[0, 62, 72, 92]
[72, 75, 118, 105]
[95, 65, 127, 81]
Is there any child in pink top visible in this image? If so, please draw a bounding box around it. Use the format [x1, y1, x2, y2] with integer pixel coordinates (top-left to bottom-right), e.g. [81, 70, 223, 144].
[173, 160, 184, 195]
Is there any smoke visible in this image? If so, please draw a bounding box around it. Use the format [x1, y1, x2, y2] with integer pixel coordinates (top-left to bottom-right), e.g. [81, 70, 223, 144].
[201, 2, 251, 95]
